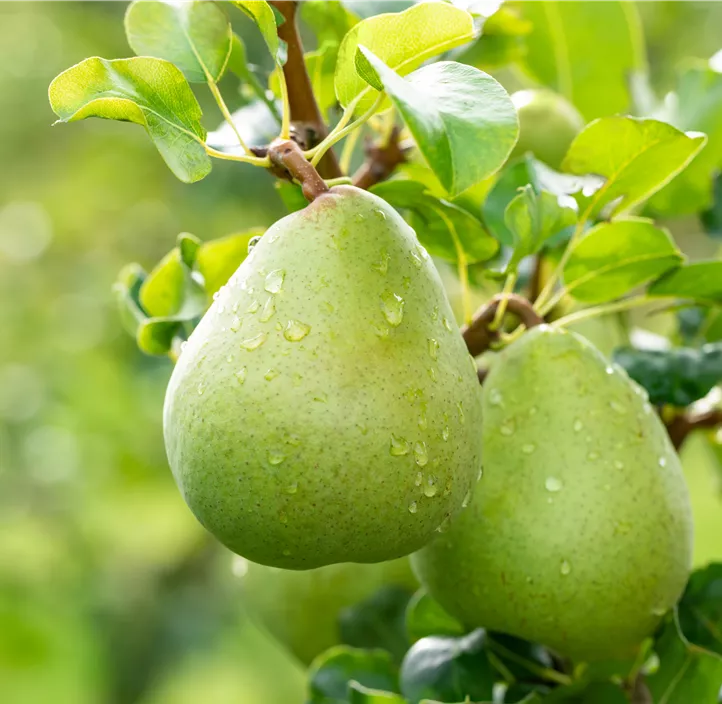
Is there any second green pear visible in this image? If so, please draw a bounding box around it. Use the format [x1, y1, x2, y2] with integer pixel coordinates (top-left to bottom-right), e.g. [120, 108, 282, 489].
[164, 186, 482, 570]
[412, 326, 693, 662]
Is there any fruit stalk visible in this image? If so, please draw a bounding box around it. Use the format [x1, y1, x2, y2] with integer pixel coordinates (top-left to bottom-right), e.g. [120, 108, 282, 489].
[267, 139, 329, 202]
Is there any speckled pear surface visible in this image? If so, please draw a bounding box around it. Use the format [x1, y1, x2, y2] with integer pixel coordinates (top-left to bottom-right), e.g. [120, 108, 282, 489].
[164, 186, 482, 569]
[238, 557, 417, 664]
[412, 326, 693, 662]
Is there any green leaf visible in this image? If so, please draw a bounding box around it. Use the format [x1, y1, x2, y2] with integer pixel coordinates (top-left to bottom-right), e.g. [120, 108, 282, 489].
[356, 49, 518, 197]
[678, 563, 722, 656]
[348, 681, 406, 704]
[124, 0, 232, 83]
[649, 261, 722, 304]
[405, 590, 465, 644]
[517, 1, 645, 120]
[196, 229, 262, 297]
[308, 647, 400, 704]
[113, 263, 148, 337]
[49, 57, 211, 183]
[504, 185, 576, 272]
[230, 1, 286, 65]
[339, 586, 412, 663]
[562, 117, 707, 219]
[701, 174, 722, 237]
[335, 1, 474, 111]
[301, 0, 360, 46]
[563, 218, 683, 304]
[137, 317, 185, 357]
[400, 630, 496, 704]
[275, 181, 308, 214]
[177, 232, 201, 268]
[140, 248, 199, 318]
[651, 62, 722, 215]
[647, 613, 722, 704]
[371, 180, 498, 264]
[542, 680, 628, 703]
[612, 344, 722, 407]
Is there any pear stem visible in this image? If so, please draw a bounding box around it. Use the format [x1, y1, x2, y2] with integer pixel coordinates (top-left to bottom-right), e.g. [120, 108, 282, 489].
[267, 139, 329, 202]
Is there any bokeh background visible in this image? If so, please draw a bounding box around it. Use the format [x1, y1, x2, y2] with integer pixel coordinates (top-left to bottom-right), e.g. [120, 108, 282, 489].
[1, 2, 722, 703]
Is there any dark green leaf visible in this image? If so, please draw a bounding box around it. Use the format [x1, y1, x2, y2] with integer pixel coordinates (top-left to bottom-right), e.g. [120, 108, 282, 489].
[701, 174, 722, 237]
[405, 590, 465, 644]
[399, 629, 496, 704]
[196, 229, 262, 297]
[231, 1, 286, 65]
[177, 232, 201, 268]
[613, 344, 722, 407]
[49, 57, 211, 183]
[356, 49, 518, 197]
[563, 218, 683, 304]
[308, 647, 400, 704]
[124, 0, 232, 83]
[647, 613, 722, 704]
[113, 263, 148, 337]
[678, 563, 722, 656]
[542, 680, 628, 703]
[562, 117, 707, 219]
[649, 261, 722, 304]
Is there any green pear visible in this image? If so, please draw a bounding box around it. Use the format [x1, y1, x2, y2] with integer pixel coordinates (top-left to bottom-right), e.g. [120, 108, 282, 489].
[236, 557, 417, 664]
[511, 89, 584, 169]
[412, 326, 693, 662]
[164, 186, 482, 570]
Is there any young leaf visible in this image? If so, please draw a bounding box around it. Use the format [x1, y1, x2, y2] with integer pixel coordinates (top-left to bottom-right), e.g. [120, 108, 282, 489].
[356, 49, 518, 197]
[612, 344, 722, 407]
[371, 180, 498, 264]
[518, 1, 645, 120]
[563, 218, 683, 304]
[678, 563, 722, 655]
[48, 57, 211, 183]
[504, 185, 576, 272]
[140, 248, 201, 318]
[562, 117, 707, 218]
[308, 647, 400, 704]
[301, 0, 360, 46]
[113, 263, 148, 337]
[648, 261, 722, 304]
[230, 1, 286, 65]
[646, 613, 722, 704]
[405, 590, 465, 644]
[196, 229, 262, 297]
[348, 681, 406, 704]
[400, 629, 496, 704]
[335, 2, 474, 112]
[137, 317, 186, 357]
[124, 0, 232, 83]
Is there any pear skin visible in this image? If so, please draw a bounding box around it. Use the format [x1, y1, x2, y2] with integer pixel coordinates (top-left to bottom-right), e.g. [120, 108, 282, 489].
[164, 186, 482, 569]
[412, 326, 693, 662]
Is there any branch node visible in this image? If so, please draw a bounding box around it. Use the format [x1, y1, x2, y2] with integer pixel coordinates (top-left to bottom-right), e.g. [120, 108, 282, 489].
[268, 139, 329, 202]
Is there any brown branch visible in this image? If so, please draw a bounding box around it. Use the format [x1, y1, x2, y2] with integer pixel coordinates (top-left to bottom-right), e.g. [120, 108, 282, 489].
[463, 293, 544, 358]
[269, 1, 342, 179]
[352, 126, 408, 190]
[268, 139, 329, 202]
[665, 408, 722, 451]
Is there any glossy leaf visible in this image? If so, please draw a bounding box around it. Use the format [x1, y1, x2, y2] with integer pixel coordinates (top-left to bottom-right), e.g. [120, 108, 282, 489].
[405, 590, 465, 644]
[137, 317, 185, 357]
[400, 630, 495, 704]
[678, 563, 722, 656]
[124, 0, 232, 83]
[504, 185, 576, 271]
[562, 117, 707, 218]
[563, 218, 683, 304]
[356, 49, 518, 196]
[613, 344, 722, 407]
[649, 261, 722, 304]
[308, 647, 400, 704]
[196, 229, 262, 297]
[301, 0, 360, 46]
[335, 2, 474, 111]
[113, 263, 148, 337]
[140, 248, 191, 318]
[49, 57, 210, 183]
[518, 1, 644, 120]
[647, 614, 722, 704]
[230, 1, 286, 65]
[371, 180, 498, 264]
[348, 681, 406, 704]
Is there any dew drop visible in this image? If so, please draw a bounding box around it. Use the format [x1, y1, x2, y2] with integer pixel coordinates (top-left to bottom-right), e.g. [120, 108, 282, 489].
[380, 291, 404, 327]
[230, 316, 242, 332]
[268, 450, 286, 465]
[247, 235, 262, 252]
[431, 305, 439, 321]
[522, 443, 536, 455]
[390, 435, 410, 456]
[240, 332, 267, 351]
[545, 477, 563, 492]
[428, 367, 437, 382]
[285, 481, 298, 495]
[500, 420, 515, 436]
[418, 403, 428, 430]
[428, 338, 439, 361]
[354, 212, 366, 223]
[658, 457, 667, 467]
[609, 400, 627, 415]
[264, 368, 280, 381]
[212, 290, 221, 302]
[457, 402, 465, 424]
[259, 296, 276, 322]
[416, 244, 429, 261]
[402, 276, 411, 290]
[651, 606, 667, 617]
[279, 511, 288, 524]
[477, 467, 483, 481]
[606, 365, 615, 375]
[436, 514, 451, 533]
[423, 476, 438, 497]
[408, 501, 418, 514]
[180, 341, 188, 354]
[614, 460, 625, 470]
[247, 299, 260, 314]
[292, 372, 303, 387]
[573, 419, 584, 432]
[264, 269, 285, 294]
[560, 560, 571, 576]
[488, 389, 503, 406]
[284, 319, 311, 342]
[414, 441, 428, 467]
[462, 490, 472, 508]
[313, 392, 328, 403]
[374, 208, 387, 221]
[587, 451, 599, 461]
[371, 248, 390, 275]
[410, 252, 422, 269]
[442, 427, 450, 441]
[415, 472, 423, 487]
[231, 302, 239, 314]
[197, 382, 205, 396]
[443, 317, 453, 332]
[235, 367, 248, 384]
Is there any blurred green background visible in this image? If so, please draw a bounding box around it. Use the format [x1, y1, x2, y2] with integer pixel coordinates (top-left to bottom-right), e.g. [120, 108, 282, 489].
[1, 3, 722, 704]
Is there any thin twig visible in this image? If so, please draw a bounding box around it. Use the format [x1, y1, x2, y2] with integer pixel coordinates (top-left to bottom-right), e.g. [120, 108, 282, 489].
[665, 408, 722, 450]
